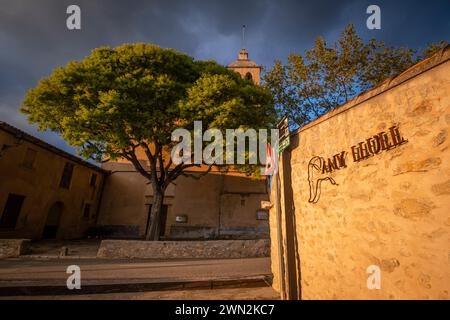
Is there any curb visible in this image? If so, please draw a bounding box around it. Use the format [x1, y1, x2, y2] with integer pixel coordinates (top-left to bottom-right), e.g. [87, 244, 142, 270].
[0, 275, 273, 297]
[17, 255, 97, 260]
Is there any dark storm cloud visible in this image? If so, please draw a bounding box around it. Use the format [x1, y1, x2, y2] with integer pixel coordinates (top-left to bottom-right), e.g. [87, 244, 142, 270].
[0, 0, 449, 155]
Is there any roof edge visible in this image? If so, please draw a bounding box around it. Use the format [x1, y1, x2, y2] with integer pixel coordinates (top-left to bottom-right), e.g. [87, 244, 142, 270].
[290, 45, 450, 137]
[0, 121, 107, 174]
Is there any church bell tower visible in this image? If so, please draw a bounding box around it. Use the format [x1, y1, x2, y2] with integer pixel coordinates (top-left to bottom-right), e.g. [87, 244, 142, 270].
[227, 26, 261, 84]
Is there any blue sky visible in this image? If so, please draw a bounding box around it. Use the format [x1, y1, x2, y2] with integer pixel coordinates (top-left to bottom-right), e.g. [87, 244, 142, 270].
[0, 0, 449, 158]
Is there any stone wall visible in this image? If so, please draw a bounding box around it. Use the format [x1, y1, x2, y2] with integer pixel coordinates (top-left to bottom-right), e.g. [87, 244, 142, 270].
[98, 161, 270, 240]
[0, 239, 30, 258]
[97, 239, 270, 259]
[270, 48, 450, 299]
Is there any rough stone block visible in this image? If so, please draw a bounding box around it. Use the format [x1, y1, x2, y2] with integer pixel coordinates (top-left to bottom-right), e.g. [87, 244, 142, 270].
[97, 239, 270, 259]
[0, 239, 31, 259]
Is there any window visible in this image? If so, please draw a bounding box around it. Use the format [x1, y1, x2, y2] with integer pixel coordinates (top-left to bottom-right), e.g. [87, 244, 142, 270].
[90, 173, 97, 187]
[0, 194, 25, 229]
[22, 148, 37, 169]
[245, 72, 253, 81]
[82, 203, 91, 219]
[59, 162, 74, 189]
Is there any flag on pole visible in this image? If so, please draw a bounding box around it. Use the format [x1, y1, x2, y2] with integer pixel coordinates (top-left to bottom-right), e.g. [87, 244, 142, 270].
[264, 143, 276, 176]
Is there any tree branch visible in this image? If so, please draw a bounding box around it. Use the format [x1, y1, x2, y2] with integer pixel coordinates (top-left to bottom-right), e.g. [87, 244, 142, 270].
[140, 141, 158, 188]
[180, 164, 214, 180]
[121, 148, 152, 181]
[157, 146, 166, 185]
[163, 163, 199, 189]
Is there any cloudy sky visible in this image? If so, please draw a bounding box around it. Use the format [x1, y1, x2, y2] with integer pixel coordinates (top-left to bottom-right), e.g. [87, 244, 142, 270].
[0, 0, 449, 156]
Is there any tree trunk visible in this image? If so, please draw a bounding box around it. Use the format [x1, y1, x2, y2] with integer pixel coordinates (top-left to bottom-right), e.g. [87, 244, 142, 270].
[146, 187, 165, 241]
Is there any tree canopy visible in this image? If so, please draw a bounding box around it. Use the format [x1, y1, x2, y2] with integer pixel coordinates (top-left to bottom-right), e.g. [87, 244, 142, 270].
[264, 24, 447, 128]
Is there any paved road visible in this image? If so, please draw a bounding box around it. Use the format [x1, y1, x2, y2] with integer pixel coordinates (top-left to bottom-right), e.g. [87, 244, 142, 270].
[0, 257, 276, 299]
[0, 257, 272, 286]
[0, 287, 279, 300]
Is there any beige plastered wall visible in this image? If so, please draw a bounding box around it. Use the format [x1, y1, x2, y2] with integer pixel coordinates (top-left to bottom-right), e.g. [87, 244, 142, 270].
[270, 48, 450, 299]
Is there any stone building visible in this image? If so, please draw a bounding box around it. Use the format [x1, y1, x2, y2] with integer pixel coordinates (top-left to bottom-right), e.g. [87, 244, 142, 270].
[97, 162, 269, 239]
[269, 46, 450, 299]
[0, 119, 269, 241]
[0, 122, 106, 240]
[227, 48, 261, 84]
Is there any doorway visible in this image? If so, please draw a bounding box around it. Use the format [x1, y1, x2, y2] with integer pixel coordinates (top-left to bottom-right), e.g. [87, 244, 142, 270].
[0, 194, 25, 229]
[42, 201, 64, 239]
[145, 204, 168, 239]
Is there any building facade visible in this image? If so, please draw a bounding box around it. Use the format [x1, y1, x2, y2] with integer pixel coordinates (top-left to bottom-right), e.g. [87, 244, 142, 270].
[0, 122, 106, 240]
[97, 161, 269, 239]
[228, 48, 261, 84]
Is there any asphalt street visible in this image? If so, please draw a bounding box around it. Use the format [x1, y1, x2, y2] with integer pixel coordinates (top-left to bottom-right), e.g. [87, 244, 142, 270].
[0, 257, 276, 299]
[0, 257, 271, 286]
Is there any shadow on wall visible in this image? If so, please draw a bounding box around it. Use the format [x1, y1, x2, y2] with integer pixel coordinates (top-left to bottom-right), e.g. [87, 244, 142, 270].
[281, 135, 303, 300]
[92, 173, 270, 241]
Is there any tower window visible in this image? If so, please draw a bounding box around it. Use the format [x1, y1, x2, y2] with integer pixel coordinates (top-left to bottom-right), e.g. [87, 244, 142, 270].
[245, 72, 253, 81]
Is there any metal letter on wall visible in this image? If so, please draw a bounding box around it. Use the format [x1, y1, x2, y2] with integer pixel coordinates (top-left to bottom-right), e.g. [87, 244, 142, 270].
[306, 125, 408, 204]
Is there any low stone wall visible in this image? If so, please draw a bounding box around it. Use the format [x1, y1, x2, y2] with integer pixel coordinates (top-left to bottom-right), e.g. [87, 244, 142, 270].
[166, 226, 270, 240]
[87, 225, 141, 239]
[0, 239, 30, 259]
[97, 239, 270, 259]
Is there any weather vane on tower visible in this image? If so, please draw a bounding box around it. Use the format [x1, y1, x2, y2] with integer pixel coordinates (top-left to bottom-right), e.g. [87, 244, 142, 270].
[242, 24, 246, 49]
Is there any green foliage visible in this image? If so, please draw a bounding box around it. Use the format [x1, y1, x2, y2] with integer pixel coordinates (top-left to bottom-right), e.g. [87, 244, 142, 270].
[21, 43, 274, 174]
[179, 72, 274, 176]
[22, 44, 194, 160]
[181, 73, 273, 130]
[264, 24, 447, 128]
[417, 40, 448, 61]
[21, 43, 275, 240]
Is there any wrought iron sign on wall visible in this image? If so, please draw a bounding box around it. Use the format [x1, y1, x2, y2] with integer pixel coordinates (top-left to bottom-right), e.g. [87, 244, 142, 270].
[308, 125, 408, 204]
